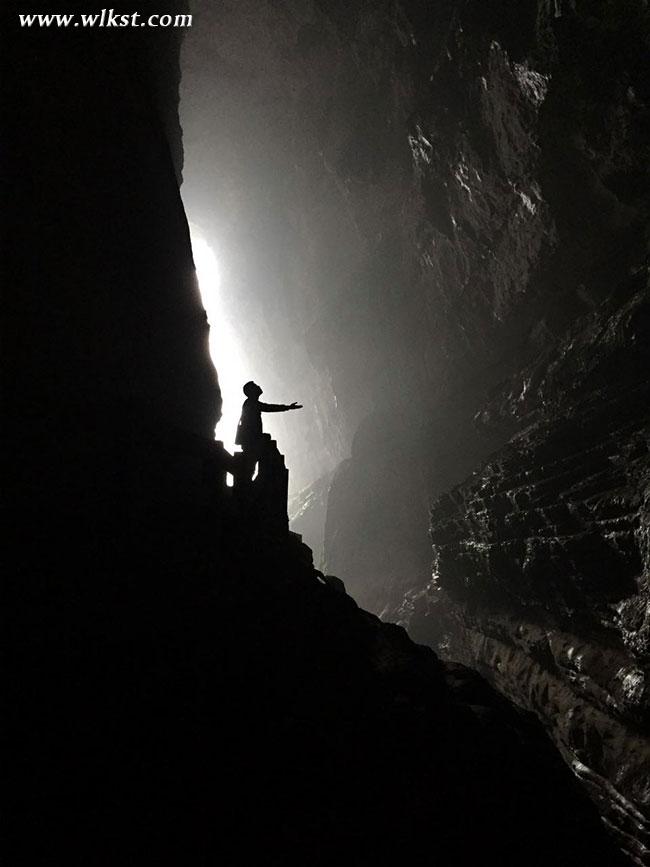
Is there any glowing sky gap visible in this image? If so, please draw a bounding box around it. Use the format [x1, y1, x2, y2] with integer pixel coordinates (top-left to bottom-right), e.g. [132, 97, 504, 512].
[190, 228, 249, 455]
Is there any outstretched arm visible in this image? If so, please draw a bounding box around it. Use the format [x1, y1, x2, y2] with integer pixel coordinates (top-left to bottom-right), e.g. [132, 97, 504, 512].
[259, 401, 303, 412]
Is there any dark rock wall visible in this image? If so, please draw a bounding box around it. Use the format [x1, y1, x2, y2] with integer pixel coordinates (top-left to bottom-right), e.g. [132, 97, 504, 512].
[319, 0, 649, 610]
[5, 3, 218, 597]
[400, 281, 650, 862]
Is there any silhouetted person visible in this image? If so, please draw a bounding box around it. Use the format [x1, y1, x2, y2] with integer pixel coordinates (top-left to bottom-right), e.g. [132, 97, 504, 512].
[236, 381, 302, 479]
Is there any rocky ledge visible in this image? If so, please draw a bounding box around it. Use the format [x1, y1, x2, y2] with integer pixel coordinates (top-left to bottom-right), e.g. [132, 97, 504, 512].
[14, 523, 632, 866]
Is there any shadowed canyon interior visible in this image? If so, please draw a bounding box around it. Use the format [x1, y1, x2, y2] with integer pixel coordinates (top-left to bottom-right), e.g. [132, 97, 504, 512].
[5, 0, 649, 864]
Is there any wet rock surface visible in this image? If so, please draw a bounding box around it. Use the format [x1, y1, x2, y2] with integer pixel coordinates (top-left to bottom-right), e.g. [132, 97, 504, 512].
[398, 280, 650, 862]
[288, 471, 334, 568]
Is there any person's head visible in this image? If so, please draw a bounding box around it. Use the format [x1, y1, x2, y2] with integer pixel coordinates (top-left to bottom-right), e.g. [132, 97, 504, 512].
[243, 380, 263, 398]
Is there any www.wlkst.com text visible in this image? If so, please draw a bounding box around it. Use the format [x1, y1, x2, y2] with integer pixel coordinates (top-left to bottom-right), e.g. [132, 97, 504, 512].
[19, 10, 193, 28]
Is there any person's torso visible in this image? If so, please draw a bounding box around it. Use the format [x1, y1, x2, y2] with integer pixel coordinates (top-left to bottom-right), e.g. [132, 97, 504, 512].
[236, 398, 263, 445]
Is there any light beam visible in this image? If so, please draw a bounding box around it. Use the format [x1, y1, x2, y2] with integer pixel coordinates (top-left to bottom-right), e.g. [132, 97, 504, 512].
[190, 227, 249, 455]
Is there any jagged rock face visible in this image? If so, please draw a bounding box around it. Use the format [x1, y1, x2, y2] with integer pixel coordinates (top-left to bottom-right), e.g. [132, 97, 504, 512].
[320, 0, 649, 610]
[180, 1, 650, 857]
[181, 0, 649, 603]
[288, 471, 333, 568]
[424, 285, 650, 641]
[399, 283, 650, 862]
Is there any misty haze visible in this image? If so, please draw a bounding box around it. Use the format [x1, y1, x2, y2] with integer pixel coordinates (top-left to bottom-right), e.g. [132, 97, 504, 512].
[5, 1, 649, 865]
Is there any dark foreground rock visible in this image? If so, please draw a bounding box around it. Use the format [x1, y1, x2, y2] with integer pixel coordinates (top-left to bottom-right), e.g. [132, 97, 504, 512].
[9, 527, 631, 866]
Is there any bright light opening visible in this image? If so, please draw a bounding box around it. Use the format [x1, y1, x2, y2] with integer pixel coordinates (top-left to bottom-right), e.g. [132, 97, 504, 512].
[190, 227, 249, 454]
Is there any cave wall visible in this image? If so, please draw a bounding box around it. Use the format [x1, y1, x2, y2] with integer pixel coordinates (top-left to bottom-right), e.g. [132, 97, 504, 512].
[316, 0, 649, 610]
[6, 1, 648, 861]
[181, 0, 648, 603]
[179, 1, 649, 855]
[400, 281, 650, 861]
[5, 2, 219, 607]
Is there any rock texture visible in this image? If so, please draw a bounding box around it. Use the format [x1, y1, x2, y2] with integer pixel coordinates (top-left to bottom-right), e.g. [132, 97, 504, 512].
[400, 279, 650, 862]
[289, 471, 334, 568]
[180, 1, 650, 858]
[6, 0, 649, 863]
[182, 0, 648, 598]
[318, 0, 650, 611]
